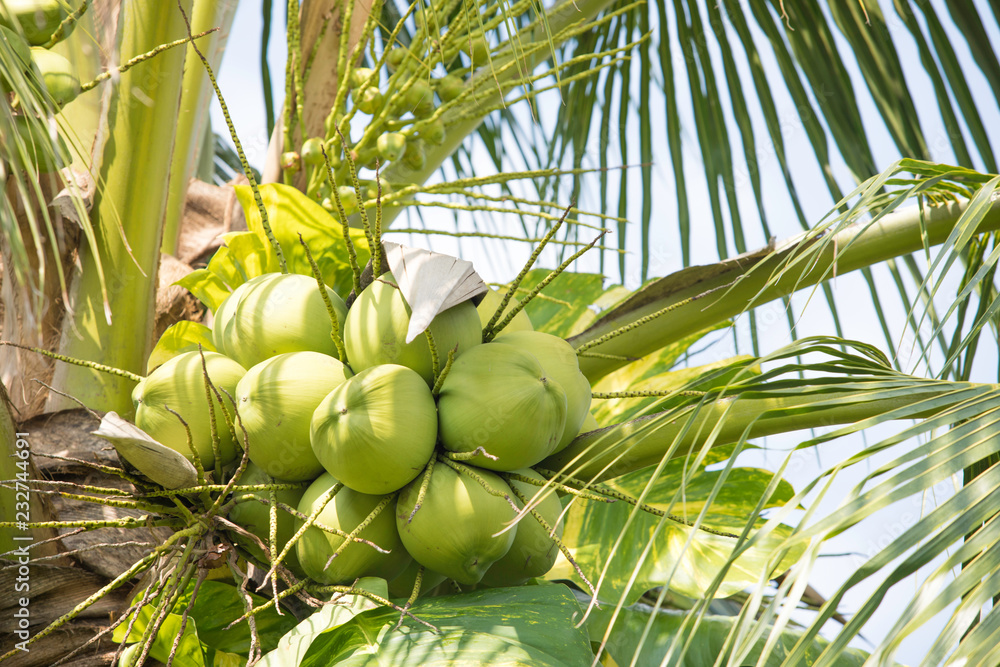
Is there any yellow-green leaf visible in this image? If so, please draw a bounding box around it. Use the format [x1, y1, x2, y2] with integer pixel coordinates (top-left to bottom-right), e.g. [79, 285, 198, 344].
[147, 321, 216, 373]
[175, 269, 230, 312]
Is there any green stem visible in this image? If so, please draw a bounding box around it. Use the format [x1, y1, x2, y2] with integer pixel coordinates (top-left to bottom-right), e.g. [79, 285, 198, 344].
[569, 196, 1000, 383]
[47, 1, 195, 414]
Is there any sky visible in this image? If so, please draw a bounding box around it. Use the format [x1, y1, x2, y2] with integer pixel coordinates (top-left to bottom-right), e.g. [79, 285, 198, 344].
[210, 1, 1000, 662]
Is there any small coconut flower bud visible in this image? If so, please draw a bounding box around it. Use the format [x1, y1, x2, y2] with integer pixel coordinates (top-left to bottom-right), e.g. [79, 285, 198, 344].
[280, 151, 301, 173]
[300, 137, 325, 166]
[436, 73, 466, 102]
[349, 67, 375, 89]
[377, 132, 407, 162]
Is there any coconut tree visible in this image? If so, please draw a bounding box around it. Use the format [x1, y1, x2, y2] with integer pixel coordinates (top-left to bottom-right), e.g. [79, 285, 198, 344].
[2, 0, 1000, 665]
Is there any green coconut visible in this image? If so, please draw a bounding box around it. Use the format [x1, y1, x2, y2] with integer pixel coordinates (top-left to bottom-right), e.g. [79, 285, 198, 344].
[296, 473, 410, 585]
[494, 330, 592, 453]
[1, 0, 71, 45]
[310, 364, 437, 494]
[235, 351, 352, 482]
[437, 342, 567, 471]
[227, 461, 306, 576]
[480, 469, 564, 586]
[386, 558, 447, 599]
[214, 273, 347, 369]
[396, 461, 516, 585]
[343, 272, 481, 386]
[29, 46, 78, 105]
[476, 287, 534, 333]
[132, 351, 246, 470]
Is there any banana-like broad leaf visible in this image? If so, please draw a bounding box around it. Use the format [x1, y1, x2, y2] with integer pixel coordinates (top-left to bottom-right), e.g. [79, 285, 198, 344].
[233, 183, 371, 297]
[146, 321, 216, 374]
[586, 603, 871, 667]
[262, 582, 593, 666]
[549, 451, 798, 602]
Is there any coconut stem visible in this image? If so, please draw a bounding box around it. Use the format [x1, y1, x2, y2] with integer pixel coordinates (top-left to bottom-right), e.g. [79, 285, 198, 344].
[0, 341, 143, 382]
[297, 233, 348, 363]
[393, 564, 425, 631]
[573, 281, 731, 355]
[372, 159, 384, 274]
[482, 202, 573, 341]
[425, 329, 441, 380]
[534, 468, 740, 539]
[407, 458, 437, 524]
[197, 348, 225, 482]
[336, 126, 376, 253]
[162, 405, 206, 486]
[267, 478, 282, 613]
[576, 351, 638, 361]
[431, 345, 458, 398]
[437, 456, 519, 511]
[507, 483, 599, 600]
[485, 229, 607, 343]
[322, 144, 364, 296]
[443, 447, 499, 462]
[263, 482, 344, 587]
[503, 471, 612, 503]
[322, 493, 397, 571]
[591, 390, 707, 399]
[176, 3, 286, 274]
[78, 29, 218, 93]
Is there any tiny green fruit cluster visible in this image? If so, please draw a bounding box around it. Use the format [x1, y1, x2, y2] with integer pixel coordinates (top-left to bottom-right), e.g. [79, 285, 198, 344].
[142, 271, 591, 592]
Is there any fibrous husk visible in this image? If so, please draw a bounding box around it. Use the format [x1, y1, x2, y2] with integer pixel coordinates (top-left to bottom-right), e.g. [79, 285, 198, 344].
[494, 330, 592, 453]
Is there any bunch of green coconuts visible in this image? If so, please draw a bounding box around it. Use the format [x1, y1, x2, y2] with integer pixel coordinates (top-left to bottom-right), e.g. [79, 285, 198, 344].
[2, 0, 81, 168]
[133, 270, 597, 594]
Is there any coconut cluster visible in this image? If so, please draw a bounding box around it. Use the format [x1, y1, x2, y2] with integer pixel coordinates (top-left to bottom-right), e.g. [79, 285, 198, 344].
[134, 270, 593, 591]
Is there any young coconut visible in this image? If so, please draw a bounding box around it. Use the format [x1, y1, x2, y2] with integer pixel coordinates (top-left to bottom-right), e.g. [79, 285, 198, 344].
[343, 272, 481, 386]
[476, 287, 533, 333]
[1, 0, 72, 45]
[29, 47, 79, 105]
[479, 469, 564, 587]
[226, 461, 307, 576]
[235, 351, 353, 482]
[214, 273, 347, 369]
[437, 342, 567, 471]
[396, 460, 516, 585]
[493, 330, 592, 453]
[310, 364, 437, 494]
[296, 473, 411, 585]
[132, 351, 246, 470]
